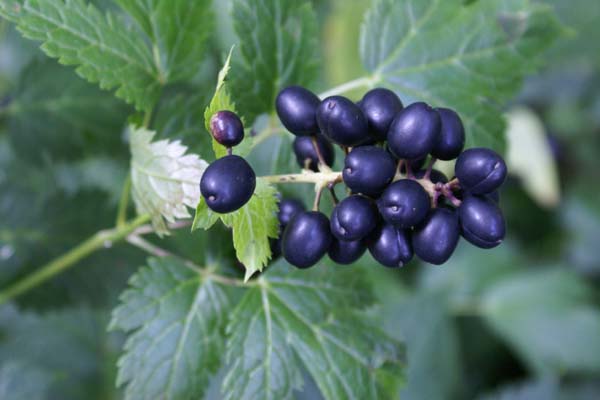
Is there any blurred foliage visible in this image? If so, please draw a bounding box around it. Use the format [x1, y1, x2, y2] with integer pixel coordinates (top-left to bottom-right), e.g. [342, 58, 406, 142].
[0, 0, 599, 399]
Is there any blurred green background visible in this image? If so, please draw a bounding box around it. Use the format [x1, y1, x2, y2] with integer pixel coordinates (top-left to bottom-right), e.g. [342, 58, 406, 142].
[1, 0, 600, 399]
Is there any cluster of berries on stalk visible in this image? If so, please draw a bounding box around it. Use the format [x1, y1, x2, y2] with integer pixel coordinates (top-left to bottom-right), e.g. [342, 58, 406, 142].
[200, 85, 507, 270]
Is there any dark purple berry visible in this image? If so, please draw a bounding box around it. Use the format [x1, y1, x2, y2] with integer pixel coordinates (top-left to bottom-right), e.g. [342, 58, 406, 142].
[282, 211, 332, 269]
[317, 96, 370, 146]
[458, 196, 505, 249]
[200, 155, 256, 213]
[414, 169, 448, 184]
[330, 195, 378, 241]
[368, 223, 413, 268]
[455, 148, 507, 195]
[412, 208, 460, 265]
[388, 102, 441, 160]
[359, 88, 403, 141]
[343, 146, 396, 197]
[210, 110, 244, 147]
[292, 135, 335, 172]
[276, 86, 320, 136]
[377, 179, 431, 228]
[278, 198, 305, 227]
[329, 238, 366, 265]
[431, 108, 465, 160]
[399, 157, 427, 174]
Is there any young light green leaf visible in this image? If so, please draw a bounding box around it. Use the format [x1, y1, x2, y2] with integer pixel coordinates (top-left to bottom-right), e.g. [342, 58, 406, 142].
[231, 0, 319, 123]
[191, 196, 219, 231]
[0, 0, 161, 110]
[360, 0, 564, 153]
[482, 269, 600, 374]
[114, 0, 213, 83]
[223, 261, 403, 400]
[110, 257, 237, 400]
[221, 178, 279, 281]
[129, 126, 208, 235]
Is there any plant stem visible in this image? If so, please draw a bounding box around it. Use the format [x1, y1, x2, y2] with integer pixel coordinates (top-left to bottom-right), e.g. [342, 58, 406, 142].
[115, 174, 131, 227]
[318, 75, 379, 99]
[262, 171, 342, 185]
[0, 214, 151, 305]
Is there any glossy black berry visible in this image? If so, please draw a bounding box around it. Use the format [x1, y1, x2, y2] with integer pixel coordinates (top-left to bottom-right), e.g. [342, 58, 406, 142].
[277, 198, 305, 227]
[293, 135, 335, 172]
[317, 96, 370, 146]
[343, 146, 396, 197]
[388, 102, 441, 160]
[412, 208, 460, 265]
[209, 110, 244, 147]
[329, 238, 366, 265]
[200, 155, 256, 213]
[414, 169, 449, 184]
[359, 88, 403, 141]
[455, 148, 507, 195]
[330, 195, 378, 241]
[276, 86, 320, 136]
[378, 179, 430, 228]
[458, 196, 505, 249]
[282, 211, 332, 269]
[431, 108, 465, 160]
[368, 223, 413, 268]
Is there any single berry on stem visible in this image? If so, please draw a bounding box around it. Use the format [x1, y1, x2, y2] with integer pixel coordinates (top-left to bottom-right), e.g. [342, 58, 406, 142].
[388, 102, 441, 160]
[330, 195, 378, 241]
[412, 208, 460, 265]
[368, 223, 413, 268]
[200, 155, 256, 213]
[317, 96, 370, 146]
[455, 148, 507, 195]
[378, 179, 431, 229]
[282, 211, 332, 269]
[359, 88, 403, 141]
[458, 195, 505, 249]
[329, 238, 366, 265]
[431, 108, 465, 160]
[210, 110, 245, 148]
[343, 146, 396, 197]
[293, 135, 335, 172]
[276, 86, 321, 136]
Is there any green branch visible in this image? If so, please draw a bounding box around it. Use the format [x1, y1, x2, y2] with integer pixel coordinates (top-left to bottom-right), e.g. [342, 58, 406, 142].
[0, 214, 151, 305]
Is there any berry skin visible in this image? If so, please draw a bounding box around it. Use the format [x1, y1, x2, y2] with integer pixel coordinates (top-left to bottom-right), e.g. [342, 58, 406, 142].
[431, 108, 465, 160]
[378, 179, 431, 229]
[330, 195, 378, 241]
[282, 211, 332, 269]
[359, 88, 403, 141]
[210, 110, 244, 147]
[329, 238, 366, 265]
[412, 208, 460, 265]
[343, 146, 396, 197]
[388, 102, 441, 160]
[414, 169, 448, 184]
[455, 148, 507, 195]
[278, 198, 306, 227]
[293, 135, 335, 172]
[368, 223, 413, 268]
[317, 96, 370, 146]
[276, 86, 321, 136]
[458, 196, 505, 249]
[200, 155, 256, 213]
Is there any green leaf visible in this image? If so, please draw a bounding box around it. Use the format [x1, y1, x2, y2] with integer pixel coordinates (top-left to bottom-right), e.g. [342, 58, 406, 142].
[360, 0, 564, 153]
[191, 196, 219, 231]
[222, 261, 403, 400]
[114, 0, 213, 83]
[231, 0, 319, 122]
[110, 257, 237, 400]
[221, 178, 279, 280]
[482, 269, 600, 374]
[0, 0, 162, 110]
[129, 125, 208, 235]
[0, 361, 53, 400]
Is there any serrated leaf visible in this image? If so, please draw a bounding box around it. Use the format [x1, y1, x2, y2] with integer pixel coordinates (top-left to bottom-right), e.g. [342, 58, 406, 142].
[360, 0, 564, 153]
[110, 257, 237, 400]
[231, 0, 319, 123]
[482, 269, 600, 375]
[221, 178, 279, 280]
[223, 261, 403, 400]
[129, 125, 208, 235]
[0, 0, 162, 110]
[191, 196, 219, 231]
[114, 0, 213, 82]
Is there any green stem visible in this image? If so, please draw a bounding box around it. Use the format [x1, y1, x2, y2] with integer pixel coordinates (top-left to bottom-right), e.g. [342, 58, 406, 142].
[318, 75, 379, 99]
[262, 171, 342, 185]
[0, 214, 151, 305]
[115, 174, 131, 227]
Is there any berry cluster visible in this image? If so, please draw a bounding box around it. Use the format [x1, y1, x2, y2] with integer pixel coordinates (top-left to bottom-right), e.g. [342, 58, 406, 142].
[274, 86, 507, 269]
